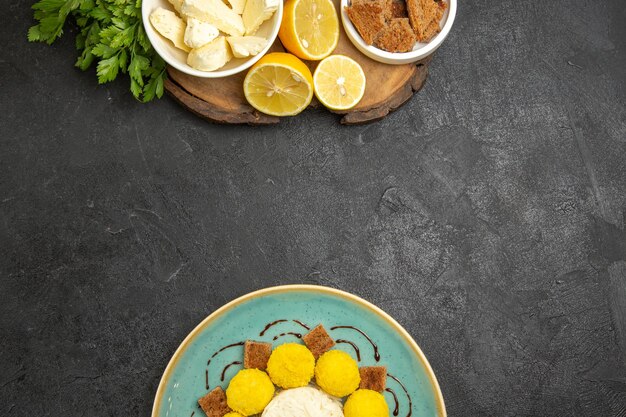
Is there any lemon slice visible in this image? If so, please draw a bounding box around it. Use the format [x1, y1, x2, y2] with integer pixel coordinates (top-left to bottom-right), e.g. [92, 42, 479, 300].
[313, 55, 366, 110]
[244, 52, 314, 116]
[278, 0, 339, 60]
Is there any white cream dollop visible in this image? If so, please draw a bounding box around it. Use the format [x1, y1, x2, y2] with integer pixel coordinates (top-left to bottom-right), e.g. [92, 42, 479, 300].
[262, 386, 344, 417]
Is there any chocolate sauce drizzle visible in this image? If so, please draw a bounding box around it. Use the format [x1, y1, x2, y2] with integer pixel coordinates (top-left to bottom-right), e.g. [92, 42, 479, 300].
[207, 341, 245, 365]
[336, 339, 361, 361]
[293, 320, 311, 330]
[388, 373, 412, 417]
[330, 325, 380, 361]
[272, 332, 302, 341]
[385, 388, 399, 416]
[205, 341, 244, 390]
[260, 319, 288, 336]
[221, 361, 242, 381]
[199, 319, 411, 417]
[260, 319, 310, 336]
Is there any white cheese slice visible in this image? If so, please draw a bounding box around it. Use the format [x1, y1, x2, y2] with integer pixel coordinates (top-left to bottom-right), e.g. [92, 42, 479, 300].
[227, 0, 247, 14]
[226, 36, 268, 58]
[184, 17, 219, 48]
[167, 0, 184, 14]
[150, 7, 190, 52]
[182, 0, 245, 36]
[242, 0, 278, 35]
[187, 37, 233, 71]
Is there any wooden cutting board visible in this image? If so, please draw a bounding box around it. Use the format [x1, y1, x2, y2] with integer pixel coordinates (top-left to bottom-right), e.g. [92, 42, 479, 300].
[164, 0, 432, 125]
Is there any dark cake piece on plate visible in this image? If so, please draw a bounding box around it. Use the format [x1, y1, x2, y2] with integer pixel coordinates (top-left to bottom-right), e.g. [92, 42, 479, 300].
[303, 324, 336, 359]
[198, 387, 231, 417]
[243, 340, 272, 370]
[359, 366, 387, 392]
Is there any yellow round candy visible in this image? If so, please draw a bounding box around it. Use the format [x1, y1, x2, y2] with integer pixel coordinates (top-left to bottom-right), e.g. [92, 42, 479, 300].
[223, 413, 244, 417]
[266, 343, 315, 388]
[226, 369, 275, 416]
[314, 350, 360, 397]
[344, 389, 389, 417]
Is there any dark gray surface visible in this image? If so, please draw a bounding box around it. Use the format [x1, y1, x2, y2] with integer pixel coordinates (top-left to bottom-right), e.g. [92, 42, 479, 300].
[1, 0, 625, 415]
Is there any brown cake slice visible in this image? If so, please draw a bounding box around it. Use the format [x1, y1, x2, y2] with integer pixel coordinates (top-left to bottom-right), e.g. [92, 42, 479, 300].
[359, 366, 387, 392]
[419, 0, 436, 27]
[243, 340, 272, 370]
[302, 324, 336, 358]
[434, 0, 446, 22]
[374, 18, 416, 52]
[406, 0, 441, 42]
[406, 0, 426, 39]
[198, 387, 231, 417]
[419, 19, 441, 42]
[345, 0, 388, 45]
[390, 0, 408, 18]
[383, 0, 394, 20]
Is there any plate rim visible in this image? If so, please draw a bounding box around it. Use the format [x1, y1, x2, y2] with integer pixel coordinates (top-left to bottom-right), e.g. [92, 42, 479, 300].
[151, 284, 447, 417]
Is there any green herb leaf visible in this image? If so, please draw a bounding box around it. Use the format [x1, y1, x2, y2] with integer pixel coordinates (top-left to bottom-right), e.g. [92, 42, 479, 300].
[32, 0, 67, 12]
[96, 54, 119, 83]
[28, 0, 167, 101]
[92, 42, 117, 58]
[130, 77, 142, 98]
[76, 48, 95, 70]
[90, 5, 111, 21]
[27, 25, 43, 42]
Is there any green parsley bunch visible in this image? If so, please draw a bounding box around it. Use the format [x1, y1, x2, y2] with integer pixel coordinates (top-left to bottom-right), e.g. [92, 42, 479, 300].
[28, 0, 166, 102]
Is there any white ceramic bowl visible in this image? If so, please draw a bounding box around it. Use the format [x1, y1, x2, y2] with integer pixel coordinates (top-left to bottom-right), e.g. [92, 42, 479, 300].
[142, 0, 283, 78]
[340, 0, 456, 64]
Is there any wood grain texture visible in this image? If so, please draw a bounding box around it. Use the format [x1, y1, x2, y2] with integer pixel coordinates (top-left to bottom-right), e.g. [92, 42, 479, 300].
[164, 0, 431, 125]
[165, 74, 279, 125]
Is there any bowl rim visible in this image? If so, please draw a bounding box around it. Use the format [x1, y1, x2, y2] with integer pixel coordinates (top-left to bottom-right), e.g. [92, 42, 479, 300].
[141, 0, 283, 78]
[151, 284, 447, 417]
[340, 0, 456, 63]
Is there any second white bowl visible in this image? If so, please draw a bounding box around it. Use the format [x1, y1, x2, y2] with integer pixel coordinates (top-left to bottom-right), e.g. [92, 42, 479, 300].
[340, 0, 456, 65]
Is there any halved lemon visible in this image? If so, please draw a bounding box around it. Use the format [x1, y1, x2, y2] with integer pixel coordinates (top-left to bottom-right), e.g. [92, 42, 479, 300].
[243, 52, 314, 117]
[313, 55, 366, 111]
[279, 0, 340, 61]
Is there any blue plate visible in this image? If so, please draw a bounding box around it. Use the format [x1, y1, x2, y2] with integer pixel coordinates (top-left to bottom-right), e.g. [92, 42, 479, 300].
[152, 285, 445, 417]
